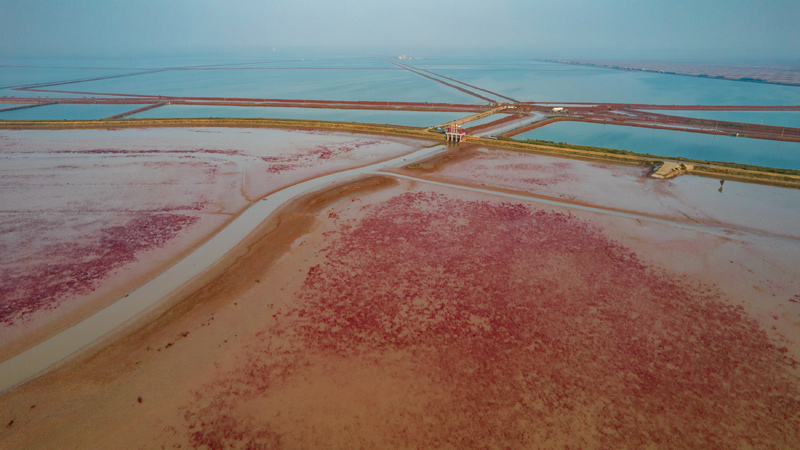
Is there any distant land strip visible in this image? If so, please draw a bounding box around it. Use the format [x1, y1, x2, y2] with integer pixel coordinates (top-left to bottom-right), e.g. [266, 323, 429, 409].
[545, 59, 800, 87]
[1, 117, 797, 189]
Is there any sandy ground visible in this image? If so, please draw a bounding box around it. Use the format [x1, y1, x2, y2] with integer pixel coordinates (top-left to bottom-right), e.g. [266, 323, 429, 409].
[422, 145, 800, 239]
[1, 138, 799, 449]
[401, 145, 800, 344]
[0, 128, 429, 360]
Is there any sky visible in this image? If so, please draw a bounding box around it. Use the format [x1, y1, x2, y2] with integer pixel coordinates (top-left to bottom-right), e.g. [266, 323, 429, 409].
[1, 0, 798, 62]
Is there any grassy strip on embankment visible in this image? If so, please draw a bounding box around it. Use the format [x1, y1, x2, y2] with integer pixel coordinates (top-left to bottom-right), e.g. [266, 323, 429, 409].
[485, 136, 800, 188]
[0, 117, 439, 141]
[2, 118, 799, 188]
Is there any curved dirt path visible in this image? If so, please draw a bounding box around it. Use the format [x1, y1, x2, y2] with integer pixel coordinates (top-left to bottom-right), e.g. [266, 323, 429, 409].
[0, 144, 446, 393]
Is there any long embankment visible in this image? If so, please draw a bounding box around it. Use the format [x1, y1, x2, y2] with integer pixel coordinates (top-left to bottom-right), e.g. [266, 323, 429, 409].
[104, 102, 168, 120]
[505, 115, 800, 143]
[2, 96, 488, 113]
[479, 136, 800, 188]
[521, 102, 800, 112]
[2, 117, 799, 188]
[0, 101, 59, 113]
[0, 117, 441, 139]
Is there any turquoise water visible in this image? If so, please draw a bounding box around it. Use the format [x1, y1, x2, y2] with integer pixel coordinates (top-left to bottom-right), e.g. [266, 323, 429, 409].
[1, 56, 239, 69]
[406, 59, 800, 105]
[642, 110, 800, 128]
[130, 104, 470, 127]
[0, 67, 136, 89]
[0, 64, 163, 99]
[409, 59, 560, 71]
[0, 104, 137, 120]
[5, 57, 799, 105]
[57, 68, 480, 103]
[0, 56, 403, 99]
[0, 103, 31, 110]
[3, 55, 799, 169]
[225, 58, 396, 69]
[514, 121, 800, 170]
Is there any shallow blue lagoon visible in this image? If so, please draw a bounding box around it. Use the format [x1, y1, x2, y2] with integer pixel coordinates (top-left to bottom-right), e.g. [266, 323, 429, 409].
[222, 58, 397, 69]
[2, 56, 246, 70]
[0, 104, 137, 120]
[0, 103, 32, 110]
[0, 67, 140, 90]
[643, 110, 800, 128]
[416, 60, 800, 106]
[515, 121, 800, 170]
[65, 68, 481, 104]
[3, 56, 800, 126]
[130, 104, 470, 127]
[407, 59, 562, 71]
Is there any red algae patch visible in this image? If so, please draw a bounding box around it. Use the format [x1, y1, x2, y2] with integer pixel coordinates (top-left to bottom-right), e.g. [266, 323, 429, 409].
[0, 213, 197, 325]
[0, 151, 234, 356]
[431, 147, 583, 188]
[261, 139, 382, 174]
[430, 147, 800, 238]
[0, 128, 427, 203]
[180, 190, 800, 449]
[0, 128, 428, 357]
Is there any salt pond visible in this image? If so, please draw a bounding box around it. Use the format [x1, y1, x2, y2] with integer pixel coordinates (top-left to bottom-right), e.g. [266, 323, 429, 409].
[642, 110, 800, 128]
[514, 120, 800, 170]
[0, 103, 135, 120]
[130, 104, 471, 127]
[48, 66, 481, 103]
[410, 59, 800, 105]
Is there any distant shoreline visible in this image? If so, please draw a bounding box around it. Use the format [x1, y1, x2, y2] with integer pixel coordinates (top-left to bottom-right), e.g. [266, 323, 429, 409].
[545, 59, 800, 87]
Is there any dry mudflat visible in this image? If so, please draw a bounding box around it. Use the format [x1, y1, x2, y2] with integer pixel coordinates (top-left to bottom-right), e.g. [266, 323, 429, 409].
[1, 131, 799, 449]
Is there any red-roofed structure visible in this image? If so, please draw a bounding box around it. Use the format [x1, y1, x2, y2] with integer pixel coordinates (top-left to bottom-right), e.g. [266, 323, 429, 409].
[446, 126, 466, 143]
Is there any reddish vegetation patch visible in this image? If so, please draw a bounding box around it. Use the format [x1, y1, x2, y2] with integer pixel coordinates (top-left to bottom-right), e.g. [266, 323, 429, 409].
[439, 150, 576, 188]
[52, 149, 246, 157]
[261, 140, 381, 174]
[182, 192, 800, 449]
[183, 398, 284, 450]
[0, 213, 198, 325]
[486, 161, 575, 187]
[517, 161, 572, 186]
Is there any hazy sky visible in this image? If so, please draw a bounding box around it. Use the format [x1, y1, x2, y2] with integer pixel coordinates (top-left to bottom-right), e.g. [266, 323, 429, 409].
[2, 0, 798, 61]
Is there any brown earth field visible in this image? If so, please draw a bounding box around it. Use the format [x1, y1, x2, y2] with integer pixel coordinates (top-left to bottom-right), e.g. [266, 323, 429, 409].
[1, 134, 800, 449]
